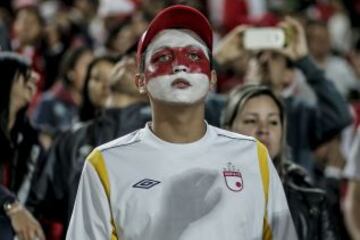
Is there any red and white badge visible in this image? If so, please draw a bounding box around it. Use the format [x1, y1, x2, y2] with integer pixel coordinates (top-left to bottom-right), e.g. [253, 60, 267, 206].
[223, 162, 243, 192]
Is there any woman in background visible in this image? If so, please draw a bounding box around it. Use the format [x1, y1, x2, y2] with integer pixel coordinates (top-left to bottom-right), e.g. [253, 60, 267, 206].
[79, 55, 118, 122]
[222, 84, 338, 240]
[0, 52, 45, 240]
[31, 46, 93, 149]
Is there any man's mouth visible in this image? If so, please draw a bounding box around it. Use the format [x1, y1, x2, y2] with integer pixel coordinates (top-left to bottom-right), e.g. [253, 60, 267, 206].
[171, 79, 191, 89]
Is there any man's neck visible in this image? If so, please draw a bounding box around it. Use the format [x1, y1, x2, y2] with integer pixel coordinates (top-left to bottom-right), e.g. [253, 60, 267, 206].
[150, 102, 206, 143]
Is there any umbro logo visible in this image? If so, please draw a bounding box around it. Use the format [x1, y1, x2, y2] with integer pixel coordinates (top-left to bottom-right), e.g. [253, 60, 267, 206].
[133, 179, 161, 189]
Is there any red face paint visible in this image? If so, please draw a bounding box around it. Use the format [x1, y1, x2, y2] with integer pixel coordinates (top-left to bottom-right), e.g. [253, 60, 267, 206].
[144, 46, 211, 81]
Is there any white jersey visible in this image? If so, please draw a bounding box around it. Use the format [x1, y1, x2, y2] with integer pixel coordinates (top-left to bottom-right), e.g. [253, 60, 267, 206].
[66, 123, 297, 240]
[343, 127, 360, 181]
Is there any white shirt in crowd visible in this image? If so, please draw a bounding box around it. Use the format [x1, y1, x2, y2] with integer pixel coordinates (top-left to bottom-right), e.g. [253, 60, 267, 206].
[66, 123, 297, 240]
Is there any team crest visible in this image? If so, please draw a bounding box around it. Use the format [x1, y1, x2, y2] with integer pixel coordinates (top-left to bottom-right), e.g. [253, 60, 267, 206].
[223, 162, 243, 192]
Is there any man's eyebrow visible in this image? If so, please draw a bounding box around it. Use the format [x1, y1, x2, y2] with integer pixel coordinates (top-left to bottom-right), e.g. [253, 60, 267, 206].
[149, 46, 171, 55]
[185, 44, 205, 50]
[152, 45, 205, 51]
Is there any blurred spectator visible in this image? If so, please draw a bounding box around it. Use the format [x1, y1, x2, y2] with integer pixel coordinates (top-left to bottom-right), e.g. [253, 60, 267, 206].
[208, 0, 277, 33]
[104, 15, 147, 56]
[0, 8, 11, 51]
[79, 55, 118, 122]
[68, 0, 100, 47]
[31, 46, 93, 150]
[343, 127, 360, 240]
[349, 39, 360, 82]
[12, 6, 46, 99]
[0, 52, 45, 240]
[342, 0, 360, 28]
[30, 54, 150, 239]
[313, 135, 350, 239]
[215, 17, 352, 174]
[327, 0, 352, 54]
[12, 6, 43, 51]
[306, 20, 360, 97]
[140, 0, 172, 20]
[222, 84, 338, 239]
[214, 25, 251, 93]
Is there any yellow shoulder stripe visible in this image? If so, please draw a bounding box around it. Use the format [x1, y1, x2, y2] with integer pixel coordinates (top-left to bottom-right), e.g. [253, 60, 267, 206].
[88, 149, 119, 240]
[257, 141, 272, 240]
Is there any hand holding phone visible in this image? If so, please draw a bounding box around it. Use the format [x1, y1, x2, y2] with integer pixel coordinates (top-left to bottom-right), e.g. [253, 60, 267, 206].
[214, 25, 248, 65]
[277, 17, 308, 61]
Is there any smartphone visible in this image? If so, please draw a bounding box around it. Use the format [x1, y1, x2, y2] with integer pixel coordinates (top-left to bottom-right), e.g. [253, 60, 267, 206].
[243, 28, 285, 50]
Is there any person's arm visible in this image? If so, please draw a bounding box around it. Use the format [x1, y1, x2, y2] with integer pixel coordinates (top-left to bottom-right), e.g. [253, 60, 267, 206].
[294, 56, 352, 148]
[344, 180, 360, 240]
[213, 25, 248, 67]
[343, 128, 360, 240]
[1, 186, 45, 240]
[0, 186, 16, 212]
[66, 150, 114, 240]
[279, 17, 352, 148]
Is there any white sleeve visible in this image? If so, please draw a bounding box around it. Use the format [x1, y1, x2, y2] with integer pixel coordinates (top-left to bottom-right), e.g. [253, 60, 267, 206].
[66, 161, 113, 240]
[343, 129, 360, 181]
[266, 156, 298, 240]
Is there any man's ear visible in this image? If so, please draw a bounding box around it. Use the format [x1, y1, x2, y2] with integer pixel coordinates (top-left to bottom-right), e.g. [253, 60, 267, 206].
[209, 70, 217, 91]
[135, 73, 147, 94]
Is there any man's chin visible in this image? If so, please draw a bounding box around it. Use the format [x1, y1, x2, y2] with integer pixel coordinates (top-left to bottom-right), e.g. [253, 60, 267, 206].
[150, 95, 207, 107]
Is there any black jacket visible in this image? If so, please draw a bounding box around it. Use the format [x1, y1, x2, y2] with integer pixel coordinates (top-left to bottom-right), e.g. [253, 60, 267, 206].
[29, 102, 151, 228]
[285, 56, 352, 172]
[283, 162, 339, 240]
[0, 112, 42, 209]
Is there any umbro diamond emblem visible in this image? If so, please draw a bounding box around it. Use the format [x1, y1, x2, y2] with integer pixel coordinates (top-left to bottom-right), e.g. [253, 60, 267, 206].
[133, 179, 161, 189]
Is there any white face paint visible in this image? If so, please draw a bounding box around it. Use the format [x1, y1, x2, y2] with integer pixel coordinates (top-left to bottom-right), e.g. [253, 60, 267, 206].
[146, 72, 210, 104]
[144, 29, 211, 105]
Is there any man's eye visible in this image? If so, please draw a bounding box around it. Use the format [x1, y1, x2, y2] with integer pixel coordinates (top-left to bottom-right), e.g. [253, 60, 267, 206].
[188, 53, 200, 61]
[158, 55, 172, 62]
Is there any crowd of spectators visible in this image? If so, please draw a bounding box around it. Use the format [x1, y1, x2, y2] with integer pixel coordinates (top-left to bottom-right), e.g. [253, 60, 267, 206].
[1, 0, 360, 239]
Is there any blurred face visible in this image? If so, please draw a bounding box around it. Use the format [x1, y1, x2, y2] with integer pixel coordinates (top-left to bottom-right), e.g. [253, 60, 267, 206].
[10, 70, 39, 110]
[13, 8, 42, 46]
[88, 61, 114, 108]
[143, 29, 211, 105]
[258, 51, 292, 92]
[112, 24, 137, 55]
[74, 0, 98, 17]
[112, 57, 139, 95]
[72, 51, 94, 92]
[306, 25, 331, 60]
[231, 95, 282, 159]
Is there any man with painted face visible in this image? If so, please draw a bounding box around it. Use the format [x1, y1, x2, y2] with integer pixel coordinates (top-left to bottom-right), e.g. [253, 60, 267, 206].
[66, 5, 297, 240]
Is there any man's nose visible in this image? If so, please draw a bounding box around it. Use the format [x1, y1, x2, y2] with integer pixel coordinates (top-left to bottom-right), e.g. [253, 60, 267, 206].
[173, 65, 189, 74]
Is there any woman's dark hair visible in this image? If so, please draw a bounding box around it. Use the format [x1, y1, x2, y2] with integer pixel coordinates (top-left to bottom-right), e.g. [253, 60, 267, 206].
[0, 52, 31, 113]
[0, 52, 31, 133]
[79, 55, 118, 122]
[58, 46, 91, 87]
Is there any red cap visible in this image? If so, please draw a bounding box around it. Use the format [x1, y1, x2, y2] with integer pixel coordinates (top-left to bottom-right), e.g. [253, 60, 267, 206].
[136, 5, 213, 69]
